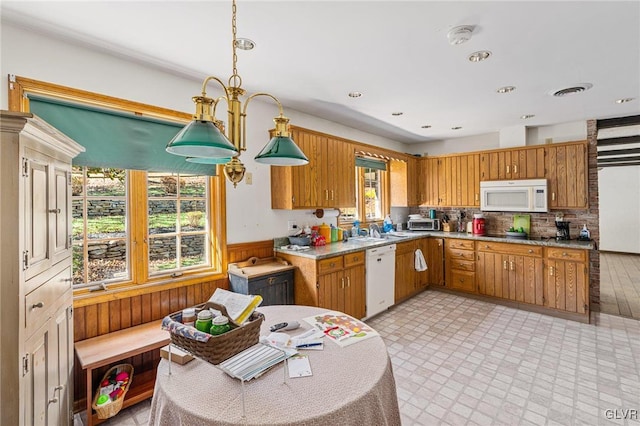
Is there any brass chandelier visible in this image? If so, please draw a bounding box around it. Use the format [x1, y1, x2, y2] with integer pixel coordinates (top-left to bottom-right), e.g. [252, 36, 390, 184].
[166, 0, 309, 187]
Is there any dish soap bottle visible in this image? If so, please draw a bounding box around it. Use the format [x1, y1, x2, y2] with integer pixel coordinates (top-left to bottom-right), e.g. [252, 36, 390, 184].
[351, 220, 360, 238]
[383, 215, 393, 233]
[579, 224, 591, 240]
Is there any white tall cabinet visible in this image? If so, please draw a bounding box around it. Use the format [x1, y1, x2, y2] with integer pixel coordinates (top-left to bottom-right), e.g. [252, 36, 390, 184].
[1, 111, 84, 426]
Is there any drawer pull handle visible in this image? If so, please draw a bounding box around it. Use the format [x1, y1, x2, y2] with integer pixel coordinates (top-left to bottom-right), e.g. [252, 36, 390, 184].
[48, 209, 61, 214]
[347, 277, 351, 287]
[528, 249, 533, 253]
[562, 252, 568, 257]
[330, 263, 335, 267]
[48, 397, 58, 404]
[62, 278, 73, 282]
[31, 302, 44, 309]
[513, 165, 518, 174]
[54, 385, 64, 392]
[485, 245, 490, 249]
[268, 277, 277, 285]
[341, 277, 345, 289]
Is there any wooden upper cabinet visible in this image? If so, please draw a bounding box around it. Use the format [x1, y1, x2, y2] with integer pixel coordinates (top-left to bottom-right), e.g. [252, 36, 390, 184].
[480, 146, 545, 181]
[545, 141, 588, 209]
[390, 156, 423, 207]
[270, 127, 355, 209]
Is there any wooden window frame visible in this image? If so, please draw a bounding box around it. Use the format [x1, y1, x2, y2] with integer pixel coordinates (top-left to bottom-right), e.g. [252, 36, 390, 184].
[9, 76, 229, 301]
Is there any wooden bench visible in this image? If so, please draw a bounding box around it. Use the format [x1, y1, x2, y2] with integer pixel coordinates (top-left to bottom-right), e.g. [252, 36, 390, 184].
[74, 319, 170, 426]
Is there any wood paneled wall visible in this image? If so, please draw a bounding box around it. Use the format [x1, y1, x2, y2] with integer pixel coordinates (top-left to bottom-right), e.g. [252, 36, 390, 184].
[73, 240, 274, 411]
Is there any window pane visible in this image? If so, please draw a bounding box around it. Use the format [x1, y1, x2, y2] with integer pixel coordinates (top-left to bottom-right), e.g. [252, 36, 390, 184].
[149, 235, 177, 273]
[181, 200, 206, 231]
[72, 166, 129, 286]
[86, 168, 126, 197]
[181, 175, 206, 197]
[72, 199, 84, 241]
[87, 239, 128, 282]
[72, 244, 84, 285]
[364, 168, 382, 219]
[181, 234, 206, 267]
[149, 200, 177, 234]
[148, 172, 180, 197]
[86, 200, 126, 239]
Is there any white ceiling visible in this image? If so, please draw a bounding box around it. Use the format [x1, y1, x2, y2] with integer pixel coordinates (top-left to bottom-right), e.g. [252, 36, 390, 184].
[2, 1, 639, 144]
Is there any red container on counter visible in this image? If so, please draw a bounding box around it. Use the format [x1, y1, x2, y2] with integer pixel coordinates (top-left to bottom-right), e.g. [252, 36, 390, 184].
[472, 214, 485, 235]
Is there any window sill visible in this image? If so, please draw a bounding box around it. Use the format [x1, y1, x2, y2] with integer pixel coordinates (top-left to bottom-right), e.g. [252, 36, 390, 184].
[72, 271, 227, 307]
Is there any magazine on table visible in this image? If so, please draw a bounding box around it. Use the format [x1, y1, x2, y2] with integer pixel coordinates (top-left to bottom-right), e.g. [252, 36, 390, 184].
[302, 311, 379, 347]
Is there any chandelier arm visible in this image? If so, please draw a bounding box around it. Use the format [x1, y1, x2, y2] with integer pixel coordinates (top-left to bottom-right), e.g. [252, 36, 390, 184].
[241, 92, 285, 153]
[200, 76, 231, 100]
[211, 96, 227, 120]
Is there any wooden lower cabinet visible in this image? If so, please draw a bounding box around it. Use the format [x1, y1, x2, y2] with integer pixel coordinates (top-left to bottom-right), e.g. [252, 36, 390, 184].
[278, 251, 366, 319]
[427, 238, 444, 286]
[476, 242, 543, 305]
[394, 239, 429, 303]
[544, 248, 589, 315]
[445, 239, 476, 293]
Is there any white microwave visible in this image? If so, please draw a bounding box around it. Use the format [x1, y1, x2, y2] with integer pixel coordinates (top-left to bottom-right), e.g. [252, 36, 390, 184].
[480, 179, 548, 212]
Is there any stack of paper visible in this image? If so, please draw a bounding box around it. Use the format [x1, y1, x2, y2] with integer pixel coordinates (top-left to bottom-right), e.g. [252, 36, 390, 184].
[218, 343, 289, 381]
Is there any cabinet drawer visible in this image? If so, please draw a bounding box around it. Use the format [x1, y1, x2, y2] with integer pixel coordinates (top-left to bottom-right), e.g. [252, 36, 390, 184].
[25, 266, 72, 335]
[446, 248, 475, 261]
[344, 251, 364, 268]
[318, 256, 344, 274]
[546, 248, 587, 262]
[448, 270, 476, 293]
[447, 239, 474, 250]
[450, 259, 475, 272]
[477, 241, 543, 257]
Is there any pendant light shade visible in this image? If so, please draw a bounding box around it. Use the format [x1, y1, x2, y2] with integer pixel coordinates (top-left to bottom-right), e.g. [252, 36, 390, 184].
[166, 120, 239, 158]
[254, 135, 309, 165]
[186, 156, 233, 164]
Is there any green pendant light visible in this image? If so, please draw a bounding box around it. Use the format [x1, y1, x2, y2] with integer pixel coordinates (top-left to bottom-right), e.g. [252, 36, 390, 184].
[186, 156, 233, 164]
[254, 115, 309, 165]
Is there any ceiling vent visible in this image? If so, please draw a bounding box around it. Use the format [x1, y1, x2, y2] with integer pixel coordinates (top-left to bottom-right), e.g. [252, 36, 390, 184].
[552, 83, 593, 97]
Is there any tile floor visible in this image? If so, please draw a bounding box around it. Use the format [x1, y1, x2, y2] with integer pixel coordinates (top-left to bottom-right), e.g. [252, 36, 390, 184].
[84, 290, 640, 426]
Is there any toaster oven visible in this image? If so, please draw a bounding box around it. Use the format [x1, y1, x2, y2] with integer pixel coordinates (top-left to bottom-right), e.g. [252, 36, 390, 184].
[407, 218, 441, 231]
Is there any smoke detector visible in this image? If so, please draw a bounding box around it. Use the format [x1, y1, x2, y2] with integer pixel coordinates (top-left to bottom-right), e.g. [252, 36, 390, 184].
[447, 25, 475, 45]
[551, 83, 593, 97]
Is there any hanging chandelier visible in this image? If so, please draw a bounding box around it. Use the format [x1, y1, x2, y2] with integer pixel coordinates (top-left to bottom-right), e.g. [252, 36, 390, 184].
[166, 0, 309, 187]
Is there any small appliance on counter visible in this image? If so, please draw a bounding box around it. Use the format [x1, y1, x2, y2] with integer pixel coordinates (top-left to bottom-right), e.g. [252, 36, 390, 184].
[408, 218, 441, 231]
[472, 214, 486, 235]
[555, 221, 571, 240]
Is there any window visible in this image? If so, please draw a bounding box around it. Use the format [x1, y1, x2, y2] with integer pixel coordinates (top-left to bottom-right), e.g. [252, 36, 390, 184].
[339, 161, 389, 224]
[9, 76, 229, 294]
[147, 172, 210, 275]
[72, 166, 129, 286]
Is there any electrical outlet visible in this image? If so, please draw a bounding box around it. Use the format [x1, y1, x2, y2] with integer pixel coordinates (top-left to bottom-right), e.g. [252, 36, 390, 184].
[245, 172, 253, 185]
[287, 220, 297, 231]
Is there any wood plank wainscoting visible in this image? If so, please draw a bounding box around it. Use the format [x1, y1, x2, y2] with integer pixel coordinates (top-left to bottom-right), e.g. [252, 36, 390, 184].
[72, 240, 274, 413]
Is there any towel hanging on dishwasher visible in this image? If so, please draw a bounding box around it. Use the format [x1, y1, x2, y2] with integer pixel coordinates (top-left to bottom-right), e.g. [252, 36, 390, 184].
[414, 249, 428, 272]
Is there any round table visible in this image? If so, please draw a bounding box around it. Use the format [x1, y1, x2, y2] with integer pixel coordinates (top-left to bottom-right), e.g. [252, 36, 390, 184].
[148, 305, 401, 426]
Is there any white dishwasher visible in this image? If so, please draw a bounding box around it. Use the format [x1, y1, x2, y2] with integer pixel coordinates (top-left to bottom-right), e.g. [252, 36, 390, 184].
[365, 244, 396, 319]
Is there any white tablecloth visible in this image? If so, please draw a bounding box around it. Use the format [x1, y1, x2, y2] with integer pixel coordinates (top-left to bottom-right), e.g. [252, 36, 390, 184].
[148, 305, 401, 426]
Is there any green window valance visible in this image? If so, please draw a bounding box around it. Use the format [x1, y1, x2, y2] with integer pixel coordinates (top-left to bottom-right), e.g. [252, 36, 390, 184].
[27, 95, 216, 176]
[355, 156, 387, 171]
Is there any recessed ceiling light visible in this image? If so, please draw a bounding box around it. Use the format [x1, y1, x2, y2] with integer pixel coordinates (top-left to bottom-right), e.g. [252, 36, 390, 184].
[468, 51, 491, 62]
[234, 38, 255, 50]
[615, 97, 635, 104]
[551, 83, 593, 97]
[391, 112, 403, 116]
[521, 114, 535, 119]
[421, 125, 432, 129]
[447, 25, 475, 45]
[451, 126, 462, 130]
[497, 86, 516, 94]
[348, 91, 362, 98]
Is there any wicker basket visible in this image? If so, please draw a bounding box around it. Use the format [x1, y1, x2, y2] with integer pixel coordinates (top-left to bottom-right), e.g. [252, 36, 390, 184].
[91, 363, 134, 420]
[168, 302, 264, 365]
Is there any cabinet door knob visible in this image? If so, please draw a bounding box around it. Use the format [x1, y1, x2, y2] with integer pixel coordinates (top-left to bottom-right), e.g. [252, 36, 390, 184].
[268, 277, 277, 285]
[48, 397, 58, 404]
[54, 385, 64, 392]
[31, 302, 44, 309]
[503, 260, 508, 270]
[562, 252, 568, 257]
[528, 249, 533, 253]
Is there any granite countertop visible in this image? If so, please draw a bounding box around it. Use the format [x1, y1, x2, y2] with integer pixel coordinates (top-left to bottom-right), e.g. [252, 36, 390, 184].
[274, 231, 595, 260]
